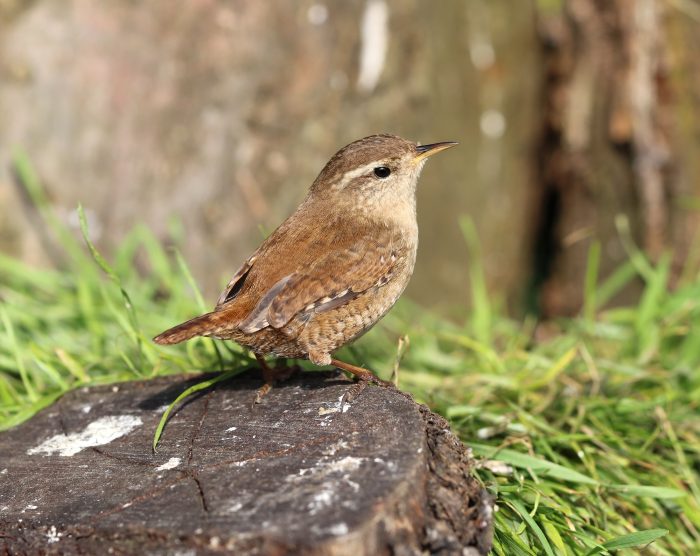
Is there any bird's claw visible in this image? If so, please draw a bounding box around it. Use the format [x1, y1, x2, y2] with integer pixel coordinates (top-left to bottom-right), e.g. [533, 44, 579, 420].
[341, 373, 394, 404]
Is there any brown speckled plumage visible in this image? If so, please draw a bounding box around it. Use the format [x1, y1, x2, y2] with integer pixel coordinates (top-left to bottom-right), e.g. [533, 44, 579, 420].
[154, 134, 456, 390]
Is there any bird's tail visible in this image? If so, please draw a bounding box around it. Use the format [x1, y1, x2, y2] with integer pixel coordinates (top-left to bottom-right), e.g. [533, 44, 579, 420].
[153, 312, 221, 345]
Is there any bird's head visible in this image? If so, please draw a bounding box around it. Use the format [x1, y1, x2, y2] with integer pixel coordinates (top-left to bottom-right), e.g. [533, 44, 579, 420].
[308, 134, 457, 218]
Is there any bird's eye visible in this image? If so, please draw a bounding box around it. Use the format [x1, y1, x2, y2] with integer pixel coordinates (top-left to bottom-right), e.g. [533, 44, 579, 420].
[373, 166, 391, 179]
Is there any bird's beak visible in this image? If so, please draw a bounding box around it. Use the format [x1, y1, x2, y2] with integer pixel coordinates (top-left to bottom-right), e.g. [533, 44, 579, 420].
[413, 141, 459, 164]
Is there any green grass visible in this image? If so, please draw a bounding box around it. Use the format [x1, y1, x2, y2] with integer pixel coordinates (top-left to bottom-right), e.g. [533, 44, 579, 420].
[1, 156, 699, 554]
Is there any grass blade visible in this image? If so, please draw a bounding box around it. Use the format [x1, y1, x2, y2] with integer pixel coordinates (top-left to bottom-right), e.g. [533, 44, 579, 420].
[152, 368, 243, 452]
[471, 444, 598, 485]
[0, 304, 36, 401]
[585, 528, 668, 555]
[78, 205, 145, 369]
[507, 499, 556, 556]
[583, 241, 601, 321]
[460, 216, 492, 345]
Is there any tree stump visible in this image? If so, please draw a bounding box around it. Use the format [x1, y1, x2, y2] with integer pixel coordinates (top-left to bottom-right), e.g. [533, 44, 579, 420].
[0, 371, 493, 555]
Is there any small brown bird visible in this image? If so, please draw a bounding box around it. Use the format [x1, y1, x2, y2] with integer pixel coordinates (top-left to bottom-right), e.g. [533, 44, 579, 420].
[154, 134, 456, 401]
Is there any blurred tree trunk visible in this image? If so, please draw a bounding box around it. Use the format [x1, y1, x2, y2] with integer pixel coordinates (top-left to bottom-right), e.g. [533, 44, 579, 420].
[3, 1, 700, 316]
[0, 0, 538, 312]
[533, 0, 700, 316]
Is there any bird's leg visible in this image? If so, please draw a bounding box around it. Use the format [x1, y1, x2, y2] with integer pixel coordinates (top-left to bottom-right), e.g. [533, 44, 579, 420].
[330, 357, 393, 385]
[253, 355, 299, 405]
[253, 354, 274, 405]
[330, 357, 394, 403]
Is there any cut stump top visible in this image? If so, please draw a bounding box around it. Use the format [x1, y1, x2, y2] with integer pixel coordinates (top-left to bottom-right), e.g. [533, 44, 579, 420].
[0, 370, 492, 555]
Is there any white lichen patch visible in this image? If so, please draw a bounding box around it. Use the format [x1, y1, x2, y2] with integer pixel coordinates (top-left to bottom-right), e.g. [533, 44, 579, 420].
[322, 439, 350, 456]
[311, 522, 350, 537]
[46, 525, 61, 544]
[317, 394, 351, 417]
[327, 522, 349, 536]
[291, 455, 365, 502]
[156, 457, 181, 471]
[307, 488, 335, 514]
[296, 456, 364, 478]
[27, 415, 143, 457]
[373, 457, 398, 472]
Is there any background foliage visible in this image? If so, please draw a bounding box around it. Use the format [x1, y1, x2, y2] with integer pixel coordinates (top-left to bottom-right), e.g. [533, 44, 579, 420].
[1, 159, 698, 554]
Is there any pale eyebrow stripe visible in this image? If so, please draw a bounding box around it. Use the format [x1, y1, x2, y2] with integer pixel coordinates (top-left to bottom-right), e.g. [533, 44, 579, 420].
[333, 161, 383, 189]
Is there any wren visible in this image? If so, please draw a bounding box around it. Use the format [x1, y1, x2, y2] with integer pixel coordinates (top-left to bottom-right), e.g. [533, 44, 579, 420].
[154, 134, 457, 401]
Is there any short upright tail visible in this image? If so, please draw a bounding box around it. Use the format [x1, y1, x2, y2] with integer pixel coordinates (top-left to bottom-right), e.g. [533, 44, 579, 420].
[153, 312, 220, 345]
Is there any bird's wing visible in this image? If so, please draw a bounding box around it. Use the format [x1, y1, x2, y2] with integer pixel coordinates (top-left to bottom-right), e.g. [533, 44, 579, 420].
[239, 226, 399, 333]
[215, 249, 260, 308]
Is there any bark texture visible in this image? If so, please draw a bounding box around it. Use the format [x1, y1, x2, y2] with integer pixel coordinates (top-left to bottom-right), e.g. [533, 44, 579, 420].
[0, 371, 492, 555]
[534, 0, 678, 315]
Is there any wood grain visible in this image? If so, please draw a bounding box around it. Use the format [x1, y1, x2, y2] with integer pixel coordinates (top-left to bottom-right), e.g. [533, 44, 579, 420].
[0, 371, 492, 555]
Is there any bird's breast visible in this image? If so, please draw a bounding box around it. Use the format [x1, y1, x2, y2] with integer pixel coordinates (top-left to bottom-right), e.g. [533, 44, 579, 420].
[297, 245, 417, 354]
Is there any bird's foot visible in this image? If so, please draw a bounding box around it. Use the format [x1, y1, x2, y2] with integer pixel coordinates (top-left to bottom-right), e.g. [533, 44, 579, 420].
[253, 382, 273, 406]
[252, 355, 300, 407]
[341, 379, 369, 405]
[330, 357, 394, 404]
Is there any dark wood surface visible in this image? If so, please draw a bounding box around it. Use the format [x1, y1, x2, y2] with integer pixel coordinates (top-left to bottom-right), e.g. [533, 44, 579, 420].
[0, 370, 492, 555]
